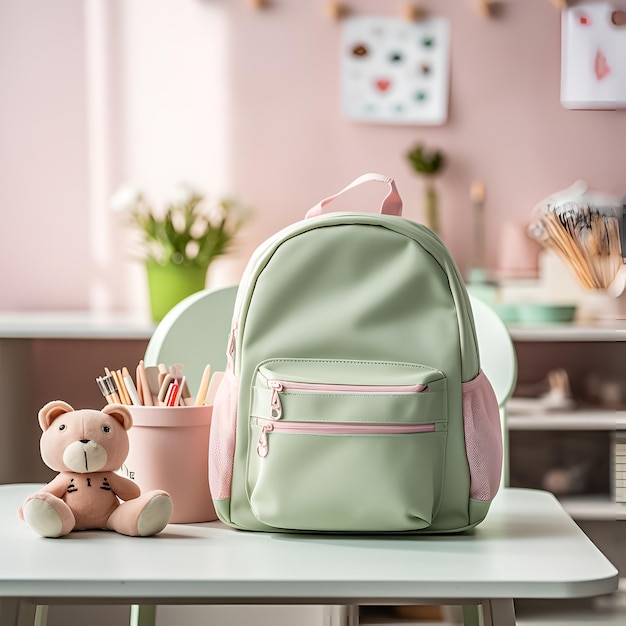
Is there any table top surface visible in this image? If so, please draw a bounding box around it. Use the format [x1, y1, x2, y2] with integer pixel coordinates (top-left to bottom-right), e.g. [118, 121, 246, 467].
[0, 485, 618, 604]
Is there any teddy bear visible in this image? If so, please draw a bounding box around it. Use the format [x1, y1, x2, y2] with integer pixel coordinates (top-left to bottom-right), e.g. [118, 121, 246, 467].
[18, 400, 173, 538]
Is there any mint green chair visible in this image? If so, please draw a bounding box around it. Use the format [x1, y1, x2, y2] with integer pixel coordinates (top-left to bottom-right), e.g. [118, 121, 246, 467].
[467, 293, 517, 488]
[144, 284, 238, 393]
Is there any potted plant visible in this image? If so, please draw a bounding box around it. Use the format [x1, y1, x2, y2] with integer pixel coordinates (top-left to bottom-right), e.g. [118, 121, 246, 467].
[406, 144, 446, 235]
[111, 183, 250, 321]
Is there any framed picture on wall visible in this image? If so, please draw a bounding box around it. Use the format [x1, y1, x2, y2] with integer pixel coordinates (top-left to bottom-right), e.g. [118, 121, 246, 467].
[561, 1, 626, 109]
[341, 16, 450, 125]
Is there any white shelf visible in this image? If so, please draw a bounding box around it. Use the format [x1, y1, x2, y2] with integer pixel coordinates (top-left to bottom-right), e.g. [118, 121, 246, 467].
[0, 311, 155, 339]
[508, 323, 626, 342]
[359, 595, 626, 626]
[516, 616, 624, 626]
[504, 319, 626, 626]
[516, 607, 626, 626]
[507, 408, 619, 431]
[515, 588, 626, 626]
[559, 495, 626, 521]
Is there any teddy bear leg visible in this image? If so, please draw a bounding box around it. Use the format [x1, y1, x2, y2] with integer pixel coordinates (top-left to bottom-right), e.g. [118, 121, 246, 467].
[107, 491, 173, 537]
[22, 493, 75, 538]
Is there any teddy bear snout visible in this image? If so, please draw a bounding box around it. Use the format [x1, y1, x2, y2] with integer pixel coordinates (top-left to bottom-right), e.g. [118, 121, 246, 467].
[62, 439, 108, 473]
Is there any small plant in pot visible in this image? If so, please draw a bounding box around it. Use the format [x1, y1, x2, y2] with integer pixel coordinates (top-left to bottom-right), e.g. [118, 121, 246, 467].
[111, 182, 250, 321]
[406, 144, 446, 235]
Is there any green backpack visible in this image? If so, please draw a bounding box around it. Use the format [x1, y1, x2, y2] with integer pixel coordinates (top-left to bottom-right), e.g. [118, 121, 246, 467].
[209, 174, 502, 533]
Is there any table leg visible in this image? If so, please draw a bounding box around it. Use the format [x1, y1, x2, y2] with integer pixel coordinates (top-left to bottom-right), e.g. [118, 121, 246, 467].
[462, 605, 481, 626]
[130, 604, 156, 626]
[323, 605, 359, 626]
[34, 605, 48, 626]
[480, 599, 516, 626]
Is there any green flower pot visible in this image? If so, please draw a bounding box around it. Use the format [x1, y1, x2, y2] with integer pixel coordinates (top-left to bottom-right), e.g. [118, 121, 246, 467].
[146, 262, 209, 322]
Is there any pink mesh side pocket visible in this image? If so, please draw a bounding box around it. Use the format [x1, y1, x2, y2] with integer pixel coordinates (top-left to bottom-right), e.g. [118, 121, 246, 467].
[208, 367, 239, 500]
[462, 370, 502, 501]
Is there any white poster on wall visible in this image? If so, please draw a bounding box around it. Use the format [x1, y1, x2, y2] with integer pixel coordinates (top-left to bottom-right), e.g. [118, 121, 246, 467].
[341, 16, 450, 125]
[561, 1, 626, 109]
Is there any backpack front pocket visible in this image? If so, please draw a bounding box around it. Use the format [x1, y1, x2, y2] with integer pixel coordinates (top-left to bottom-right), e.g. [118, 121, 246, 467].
[246, 359, 447, 532]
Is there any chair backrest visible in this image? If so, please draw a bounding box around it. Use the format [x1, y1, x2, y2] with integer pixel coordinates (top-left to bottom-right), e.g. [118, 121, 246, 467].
[468, 293, 518, 486]
[144, 285, 238, 394]
[468, 294, 517, 409]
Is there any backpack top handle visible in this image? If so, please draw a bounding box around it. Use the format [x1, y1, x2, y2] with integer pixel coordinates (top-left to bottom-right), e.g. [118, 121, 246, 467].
[305, 173, 403, 219]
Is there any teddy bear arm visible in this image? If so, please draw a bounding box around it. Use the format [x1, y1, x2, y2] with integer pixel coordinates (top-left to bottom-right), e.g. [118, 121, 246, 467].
[19, 474, 69, 515]
[107, 473, 141, 501]
[37, 474, 72, 498]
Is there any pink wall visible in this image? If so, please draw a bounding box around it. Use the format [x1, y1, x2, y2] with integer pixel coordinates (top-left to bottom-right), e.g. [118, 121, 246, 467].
[1, 0, 623, 314]
[0, 0, 90, 310]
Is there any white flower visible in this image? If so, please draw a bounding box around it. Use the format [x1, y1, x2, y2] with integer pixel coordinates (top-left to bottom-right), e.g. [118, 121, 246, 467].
[223, 199, 252, 232]
[110, 184, 142, 213]
[206, 198, 227, 227]
[190, 217, 208, 238]
[171, 210, 187, 234]
[169, 182, 200, 206]
[185, 240, 200, 259]
[110, 181, 251, 267]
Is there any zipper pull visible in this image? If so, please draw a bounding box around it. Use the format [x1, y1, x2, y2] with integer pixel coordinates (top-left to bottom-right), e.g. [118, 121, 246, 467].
[269, 381, 283, 419]
[227, 321, 238, 364]
[257, 422, 274, 458]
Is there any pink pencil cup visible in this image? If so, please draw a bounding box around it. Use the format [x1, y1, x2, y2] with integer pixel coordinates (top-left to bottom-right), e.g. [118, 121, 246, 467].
[123, 405, 217, 523]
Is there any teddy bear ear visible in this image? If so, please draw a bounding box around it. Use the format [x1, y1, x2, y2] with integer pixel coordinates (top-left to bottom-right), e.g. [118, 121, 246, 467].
[38, 400, 74, 431]
[102, 404, 133, 430]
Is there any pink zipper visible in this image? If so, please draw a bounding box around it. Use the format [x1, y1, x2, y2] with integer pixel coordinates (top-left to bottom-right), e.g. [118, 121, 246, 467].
[268, 379, 428, 419]
[255, 418, 436, 458]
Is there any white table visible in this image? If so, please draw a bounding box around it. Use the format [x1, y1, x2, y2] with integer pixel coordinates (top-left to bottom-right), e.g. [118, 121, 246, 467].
[0, 485, 618, 626]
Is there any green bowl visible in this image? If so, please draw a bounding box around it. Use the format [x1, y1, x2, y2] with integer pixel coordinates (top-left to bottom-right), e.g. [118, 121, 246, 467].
[517, 304, 577, 323]
[492, 304, 522, 323]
